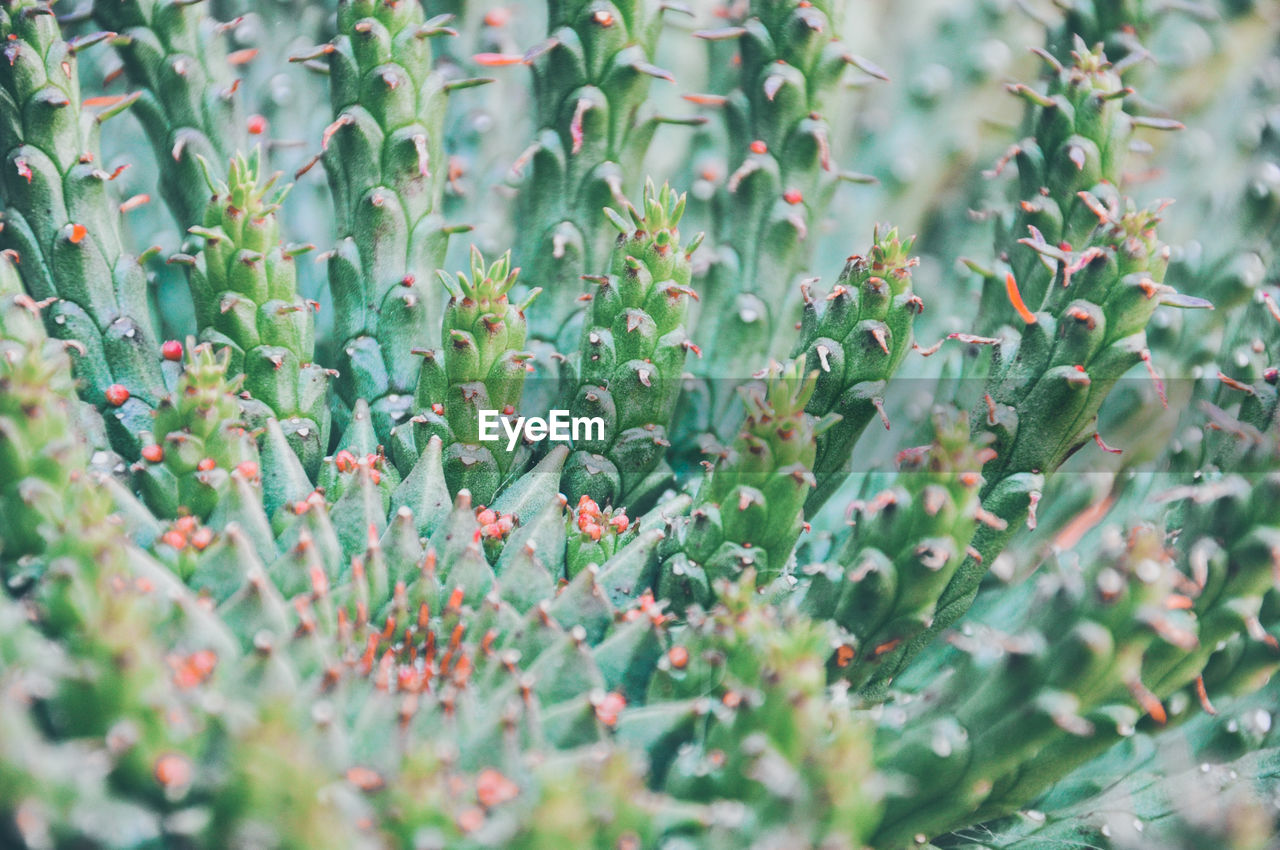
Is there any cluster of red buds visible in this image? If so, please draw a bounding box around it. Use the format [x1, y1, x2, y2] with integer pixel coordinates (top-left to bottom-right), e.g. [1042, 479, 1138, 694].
[573, 495, 629, 542]
[334, 449, 385, 484]
[160, 516, 214, 551]
[475, 506, 515, 541]
[292, 490, 327, 516]
[593, 691, 627, 727]
[169, 649, 218, 689]
[621, 590, 671, 630]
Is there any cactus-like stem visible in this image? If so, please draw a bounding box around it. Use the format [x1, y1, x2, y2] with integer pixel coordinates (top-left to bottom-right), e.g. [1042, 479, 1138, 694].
[658, 358, 827, 610]
[411, 247, 535, 503]
[561, 180, 702, 511]
[92, 0, 250, 230]
[180, 150, 330, 475]
[690, 0, 876, 369]
[0, 0, 164, 456]
[796, 409, 991, 689]
[853, 196, 1206, 699]
[974, 39, 1182, 337]
[511, 0, 676, 343]
[132, 343, 260, 521]
[874, 472, 1280, 846]
[793, 226, 921, 512]
[0, 252, 85, 571]
[317, 0, 464, 441]
[643, 572, 881, 845]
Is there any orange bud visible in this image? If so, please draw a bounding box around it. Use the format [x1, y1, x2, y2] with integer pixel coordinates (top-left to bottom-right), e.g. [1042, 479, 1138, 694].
[1004, 272, 1037, 324]
[190, 527, 213, 550]
[472, 52, 523, 66]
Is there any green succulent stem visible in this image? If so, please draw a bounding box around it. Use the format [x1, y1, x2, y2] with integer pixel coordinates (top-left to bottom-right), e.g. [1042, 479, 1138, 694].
[793, 226, 921, 513]
[0, 0, 164, 457]
[512, 0, 673, 343]
[182, 149, 331, 475]
[561, 180, 701, 512]
[319, 0, 464, 442]
[411, 246, 535, 504]
[657, 358, 827, 610]
[91, 0, 249, 230]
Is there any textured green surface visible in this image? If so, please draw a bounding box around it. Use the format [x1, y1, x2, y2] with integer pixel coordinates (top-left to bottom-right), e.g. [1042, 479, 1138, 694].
[0, 0, 1279, 846]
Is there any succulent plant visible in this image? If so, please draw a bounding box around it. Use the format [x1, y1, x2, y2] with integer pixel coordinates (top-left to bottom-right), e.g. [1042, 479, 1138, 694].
[560, 179, 700, 510]
[507, 0, 680, 344]
[408, 245, 536, 502]
[0, 0, 165, 457]
[90, 0, 250, 231]
[2, 0, 1280, 847]
[178, 150, 331, 474]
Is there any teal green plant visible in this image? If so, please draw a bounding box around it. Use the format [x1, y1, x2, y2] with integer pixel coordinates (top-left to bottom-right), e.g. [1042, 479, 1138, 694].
[0, 0, 1278, 846]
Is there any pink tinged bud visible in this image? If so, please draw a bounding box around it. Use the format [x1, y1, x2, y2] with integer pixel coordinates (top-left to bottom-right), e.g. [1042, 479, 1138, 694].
[595, 692, 626, 726]
[477, 768, 519, 807]
[570, 98, 591, 154]
[472, 52, 522, 66]
[345, 766, 385, 791]
[154, 754, 192, 789]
